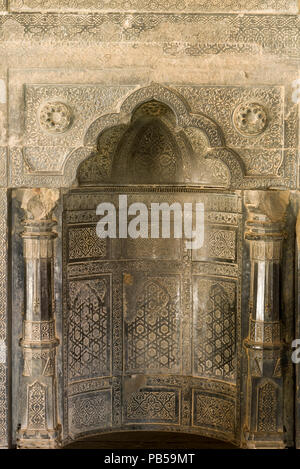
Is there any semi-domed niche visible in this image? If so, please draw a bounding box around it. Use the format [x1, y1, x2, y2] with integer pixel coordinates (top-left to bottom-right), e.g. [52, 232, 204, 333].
[62, 89, 241, 448]
[77, 99, 230, 187]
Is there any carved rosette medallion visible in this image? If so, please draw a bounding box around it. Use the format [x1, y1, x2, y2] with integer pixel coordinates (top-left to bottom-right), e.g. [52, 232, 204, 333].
[38, 101, 73, 134]
[233, 103, 268, 136]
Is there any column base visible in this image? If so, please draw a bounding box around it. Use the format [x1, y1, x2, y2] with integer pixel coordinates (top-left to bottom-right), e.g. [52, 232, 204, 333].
[16, 426, 61, 449]
[243, 431, 286, 449]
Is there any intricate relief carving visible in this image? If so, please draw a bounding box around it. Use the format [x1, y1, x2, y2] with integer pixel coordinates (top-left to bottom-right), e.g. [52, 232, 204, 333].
[62, 189, 242, 443]
[133, 100, 176, 122]
[68, 226, 107, 260]
[249, 319, 281, 344]
[124, 276, 180, 373]
[183, 127, 229, 187]
[0, 363, 7, 444]
[0, 148, 7, 187]
[208, 229, 236, 260]
[64, 189, 242, 213]
[68, 377, 111, 396]
[241, 149, 283, 176]
[125, 238, 180, 260]
[205, 149, 244, 188]
[15, 82, 289, 188]
[176, 86, 283, 149]
[39, 102, 73, 134]
[257, 381, 277, 432]
[205, 212, 238, 225]
[194, 392, 235, 433]
[125, 389, 178, 423]
[69, 390, 111, 432]
[27, 381, 47, 430]
[193, 279, 236, 380]
[192, 262, 239, 278]
[195, 228, 236, 261]
[0, 190, 7, 446]
[130, 121, 180, 183]
[68, 277, 111, 381]
[233, 103, 268, 136]
[23, 349, 56, 377]
[25, 84, 133, 148]
[0, 13, 298, 58]
[78, 126, 126, 184]
[23, 320, 56, 342]
[251, 356, 263, 377]
[9, 1, 298, 12]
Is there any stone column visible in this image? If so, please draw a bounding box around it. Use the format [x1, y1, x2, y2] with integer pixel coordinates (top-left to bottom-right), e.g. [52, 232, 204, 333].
[243, 190, 290, 449]
[16, 189, 61, 449]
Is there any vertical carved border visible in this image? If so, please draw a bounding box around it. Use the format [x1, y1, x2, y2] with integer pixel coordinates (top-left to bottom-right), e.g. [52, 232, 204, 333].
[0, 188, 8, 447]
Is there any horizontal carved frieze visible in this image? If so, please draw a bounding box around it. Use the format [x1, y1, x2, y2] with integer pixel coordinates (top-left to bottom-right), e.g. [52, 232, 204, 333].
[65, 376, 237, 439]
[18, 82, 295, 189]
[23, 320, 56, 342]
[124, 388, 180, 425]
[0, 15, 298, 57]
[68, 390, 112, 435]
[8, 0, 298, 13]
[250, 240, 282, 261]
[23, 237, 54, 259]
[249, 319, 281, 344]
[193, 391, 235, 435]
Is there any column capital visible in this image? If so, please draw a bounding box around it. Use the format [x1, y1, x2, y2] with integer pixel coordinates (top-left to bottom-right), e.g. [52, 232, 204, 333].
[16, 188, 59, 222]
[244, 190, 290, 240]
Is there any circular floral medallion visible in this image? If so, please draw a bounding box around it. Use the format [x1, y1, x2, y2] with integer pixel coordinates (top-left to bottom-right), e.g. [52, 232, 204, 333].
[233, 102, 268, 136]
[39, 101, 73, 134]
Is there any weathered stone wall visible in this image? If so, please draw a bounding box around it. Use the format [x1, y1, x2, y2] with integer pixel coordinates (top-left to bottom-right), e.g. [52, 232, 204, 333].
[0, 1, 300, 449]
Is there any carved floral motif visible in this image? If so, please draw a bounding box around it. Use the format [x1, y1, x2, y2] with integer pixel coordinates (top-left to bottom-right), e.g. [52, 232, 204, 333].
[233, 103, 268, 136]
[39, 102, 73, 134]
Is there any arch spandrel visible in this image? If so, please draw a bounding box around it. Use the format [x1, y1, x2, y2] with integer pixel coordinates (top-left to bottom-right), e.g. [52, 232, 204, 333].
[66, 84, 243, 189]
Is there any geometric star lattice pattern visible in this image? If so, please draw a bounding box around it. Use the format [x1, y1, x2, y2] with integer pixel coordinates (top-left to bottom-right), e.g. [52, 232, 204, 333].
[125, 278, 180, 372]
[68, 278, 110, 381]
[194, 283, 236, 380]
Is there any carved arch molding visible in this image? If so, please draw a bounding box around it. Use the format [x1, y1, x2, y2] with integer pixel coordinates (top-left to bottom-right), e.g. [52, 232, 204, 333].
[8, 84, 295, 449]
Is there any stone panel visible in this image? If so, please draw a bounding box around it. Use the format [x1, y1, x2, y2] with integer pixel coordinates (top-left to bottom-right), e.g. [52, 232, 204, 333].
[68, 389, 112, 436]
[123, 274, 181, 374]
[193, 390, 235, 435]
[8, 0, 298, 13]
[124, 388, 180, 425]
[2, 0, 300, 451]
[0, 189, 8, 447]
[68, 226, 108, 261]
[0, 148, 7, 187]
[176, 86, 284, 149]
[16, 83, 296, 189]
[67, 276, 112, 382]
[0, 14, 299, 59]
[193, 277, 237, 382]
[24, 84, 133, 148]
[60, 188, 242, 444]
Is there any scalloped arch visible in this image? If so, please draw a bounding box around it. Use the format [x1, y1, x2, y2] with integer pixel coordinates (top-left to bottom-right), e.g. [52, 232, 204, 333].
[63, 84, 244, 187]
